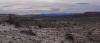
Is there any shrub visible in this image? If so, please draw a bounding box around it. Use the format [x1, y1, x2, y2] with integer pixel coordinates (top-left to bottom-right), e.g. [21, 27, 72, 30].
[20, 30, 36, 36]
[65, 34, 74, 40]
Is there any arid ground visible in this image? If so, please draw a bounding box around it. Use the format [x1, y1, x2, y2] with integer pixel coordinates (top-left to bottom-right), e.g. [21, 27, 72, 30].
[0, 12, 100, 43]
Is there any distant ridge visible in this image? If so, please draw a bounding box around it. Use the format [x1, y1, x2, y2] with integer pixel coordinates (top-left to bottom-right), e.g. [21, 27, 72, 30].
[0, 12, 100, 17]
[37, 13, 80, 17]
[76, 12, 100, 17]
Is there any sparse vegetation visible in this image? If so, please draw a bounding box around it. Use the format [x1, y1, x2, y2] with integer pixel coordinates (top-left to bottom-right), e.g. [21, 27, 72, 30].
[34, 21, 67, 28]
[0, 12, 99, 43]
[20, 30, 36, 36]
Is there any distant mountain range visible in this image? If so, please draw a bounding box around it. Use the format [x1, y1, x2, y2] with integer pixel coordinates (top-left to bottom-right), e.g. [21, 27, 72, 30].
[37, 13, 79, 16]
[0, 12, 100, 17]
[34, 12, 100, 17]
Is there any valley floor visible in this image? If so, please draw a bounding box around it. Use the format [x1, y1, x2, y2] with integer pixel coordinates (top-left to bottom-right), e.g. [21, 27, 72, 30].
[0, 22, 99, 43]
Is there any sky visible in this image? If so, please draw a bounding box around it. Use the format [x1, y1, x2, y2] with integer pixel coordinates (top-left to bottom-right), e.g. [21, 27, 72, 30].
[0, 0, 100, 14]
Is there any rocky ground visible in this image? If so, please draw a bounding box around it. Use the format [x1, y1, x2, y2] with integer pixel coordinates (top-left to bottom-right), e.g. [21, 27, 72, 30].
[0, 22, 100, 43]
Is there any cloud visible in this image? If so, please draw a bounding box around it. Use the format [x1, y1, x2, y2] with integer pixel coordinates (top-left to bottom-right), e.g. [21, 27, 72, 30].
[0, 0, 100, 14]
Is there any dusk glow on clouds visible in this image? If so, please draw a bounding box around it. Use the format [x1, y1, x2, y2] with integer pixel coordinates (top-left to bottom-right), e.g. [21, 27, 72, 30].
[0, 0, 100, 14]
